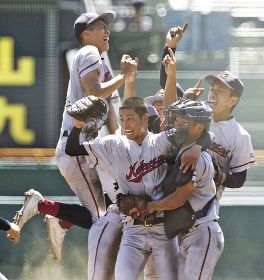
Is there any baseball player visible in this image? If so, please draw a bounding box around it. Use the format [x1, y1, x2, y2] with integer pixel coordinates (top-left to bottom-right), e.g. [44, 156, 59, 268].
[13, 10, 137, 261]
[65, 96, 178, 280]
[64, 79, 213, 280]
[159, 34, 256, 189]
[137, 98, 224, 280]
[205, 71, 256, 198]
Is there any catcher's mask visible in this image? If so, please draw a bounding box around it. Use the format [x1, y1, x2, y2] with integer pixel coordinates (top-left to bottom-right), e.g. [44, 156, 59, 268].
[164, 99, 212, 146]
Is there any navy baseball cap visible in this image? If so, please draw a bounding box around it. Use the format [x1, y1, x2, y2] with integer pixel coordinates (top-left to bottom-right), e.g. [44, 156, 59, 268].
[205, 71, 244, 97]
[73, 11, 115, 42]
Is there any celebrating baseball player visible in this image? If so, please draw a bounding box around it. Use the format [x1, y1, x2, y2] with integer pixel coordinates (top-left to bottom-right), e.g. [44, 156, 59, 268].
[13, 10, 137, 263]
[131, 98, 224, 280]
[65, 95, 178, 280]
[205, 71, 256, 198]
[160, 30, 256, 194]
[63, 57, 212, 279]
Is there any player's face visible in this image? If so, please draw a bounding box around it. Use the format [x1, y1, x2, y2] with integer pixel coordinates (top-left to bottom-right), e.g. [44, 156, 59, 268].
[152, 100, 164, 119]
[84, 20, 110, 53]
[173, 115, 204, 144]
[208, 80, 238, 121]
[119, 108, 148, 144]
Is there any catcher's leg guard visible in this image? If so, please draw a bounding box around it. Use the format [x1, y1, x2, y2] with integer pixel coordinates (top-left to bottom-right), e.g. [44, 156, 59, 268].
[88, 210, 122, 280]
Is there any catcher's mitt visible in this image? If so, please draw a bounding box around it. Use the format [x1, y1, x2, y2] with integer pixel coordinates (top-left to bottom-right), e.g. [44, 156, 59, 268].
[67, 95, 108, 123]
[116, 193, 154, 222]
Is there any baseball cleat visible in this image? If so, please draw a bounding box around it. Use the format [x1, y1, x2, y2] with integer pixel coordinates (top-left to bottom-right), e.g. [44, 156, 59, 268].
[44, 215, 68, 261]
[13, 188, 43, 229]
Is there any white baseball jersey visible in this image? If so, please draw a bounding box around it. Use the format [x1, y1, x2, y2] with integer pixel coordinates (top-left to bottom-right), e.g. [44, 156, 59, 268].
[55, 44, 118, 221]
[84, 132, 178, 280]
[83, 132, 171, 200]
[178, 144, 218, 224]
[56, 45, 115, 152]
[208, 117, 256, 175]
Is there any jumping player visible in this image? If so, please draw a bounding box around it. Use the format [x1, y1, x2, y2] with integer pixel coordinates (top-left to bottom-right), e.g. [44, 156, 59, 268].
[13, 10, 137, 261]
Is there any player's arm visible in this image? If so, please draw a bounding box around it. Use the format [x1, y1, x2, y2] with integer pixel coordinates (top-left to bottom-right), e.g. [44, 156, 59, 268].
[105, 102, 119, 134]
[65, 120, 88, 156]
[180, 131, 212, 172]
[163, 48, 177, 108]
[81, 55, 137, 99]
[160, 25, 186, 97]
[222, 170, 247, 189]
[147, 182, 193, 213]
[0, 217, 20, 244]
[123, 57, 138, 100]
[0, 217, 11, 231]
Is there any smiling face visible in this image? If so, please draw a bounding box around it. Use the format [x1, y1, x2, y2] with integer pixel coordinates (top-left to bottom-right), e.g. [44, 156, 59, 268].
[207, 80, 239, 122]
[81, 19, 110, 53]
[119, 108, 148, 145]
[152, 100, 164, 119]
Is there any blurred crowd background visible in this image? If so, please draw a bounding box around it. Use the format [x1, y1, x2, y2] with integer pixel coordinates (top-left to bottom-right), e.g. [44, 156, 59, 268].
[0, 0, 263, 149]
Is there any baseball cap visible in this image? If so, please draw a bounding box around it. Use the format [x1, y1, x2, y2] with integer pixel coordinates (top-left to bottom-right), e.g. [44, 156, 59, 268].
[205, 71, 244, 97]
[144, 89, 164, 106]
[73, 11, 115, 42]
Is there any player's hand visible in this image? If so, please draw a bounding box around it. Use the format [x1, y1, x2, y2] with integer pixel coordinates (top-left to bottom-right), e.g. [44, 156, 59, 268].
[166, 22, 188, 49]
[180, 144, 202, 172]
[125, 57, 138, 82]
[162, 48, 176, 76]
[183, 80, 204, 100]
[146, 201, 156, 214]
[6, 223, 20, 244]
[120, 54, 138, 81]
[73, 118, 86, 128]
[129, 207, 142, 218]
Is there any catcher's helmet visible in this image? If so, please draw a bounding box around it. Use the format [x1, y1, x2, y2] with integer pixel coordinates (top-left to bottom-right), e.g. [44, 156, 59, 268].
[165, 99, 212, 127]
[165, 99, 212, 147]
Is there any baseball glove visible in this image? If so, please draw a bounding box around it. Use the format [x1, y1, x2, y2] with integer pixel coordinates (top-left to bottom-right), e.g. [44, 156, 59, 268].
[67, 95, 108, 123]
[116, 194, 153, 222]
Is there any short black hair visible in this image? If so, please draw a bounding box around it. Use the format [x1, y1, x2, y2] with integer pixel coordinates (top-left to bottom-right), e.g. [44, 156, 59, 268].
[120, 97, 148, 117]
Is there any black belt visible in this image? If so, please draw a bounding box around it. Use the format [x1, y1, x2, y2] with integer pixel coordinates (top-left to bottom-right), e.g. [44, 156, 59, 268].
[133, 217, 164, 227]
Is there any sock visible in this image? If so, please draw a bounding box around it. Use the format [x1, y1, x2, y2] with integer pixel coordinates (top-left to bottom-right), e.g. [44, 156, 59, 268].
[59, 219, 74, 230]
[38, 199, 60, 217]
[57, 203, 93, 229]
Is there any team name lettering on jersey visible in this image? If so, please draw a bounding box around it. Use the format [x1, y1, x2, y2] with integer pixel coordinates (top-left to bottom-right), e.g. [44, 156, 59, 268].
[208, 142, 231, 158]
[126, 155, 166, 183]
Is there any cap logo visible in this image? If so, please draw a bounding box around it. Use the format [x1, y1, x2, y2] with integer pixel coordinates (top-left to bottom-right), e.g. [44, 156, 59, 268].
[218, 71, 230, 80]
